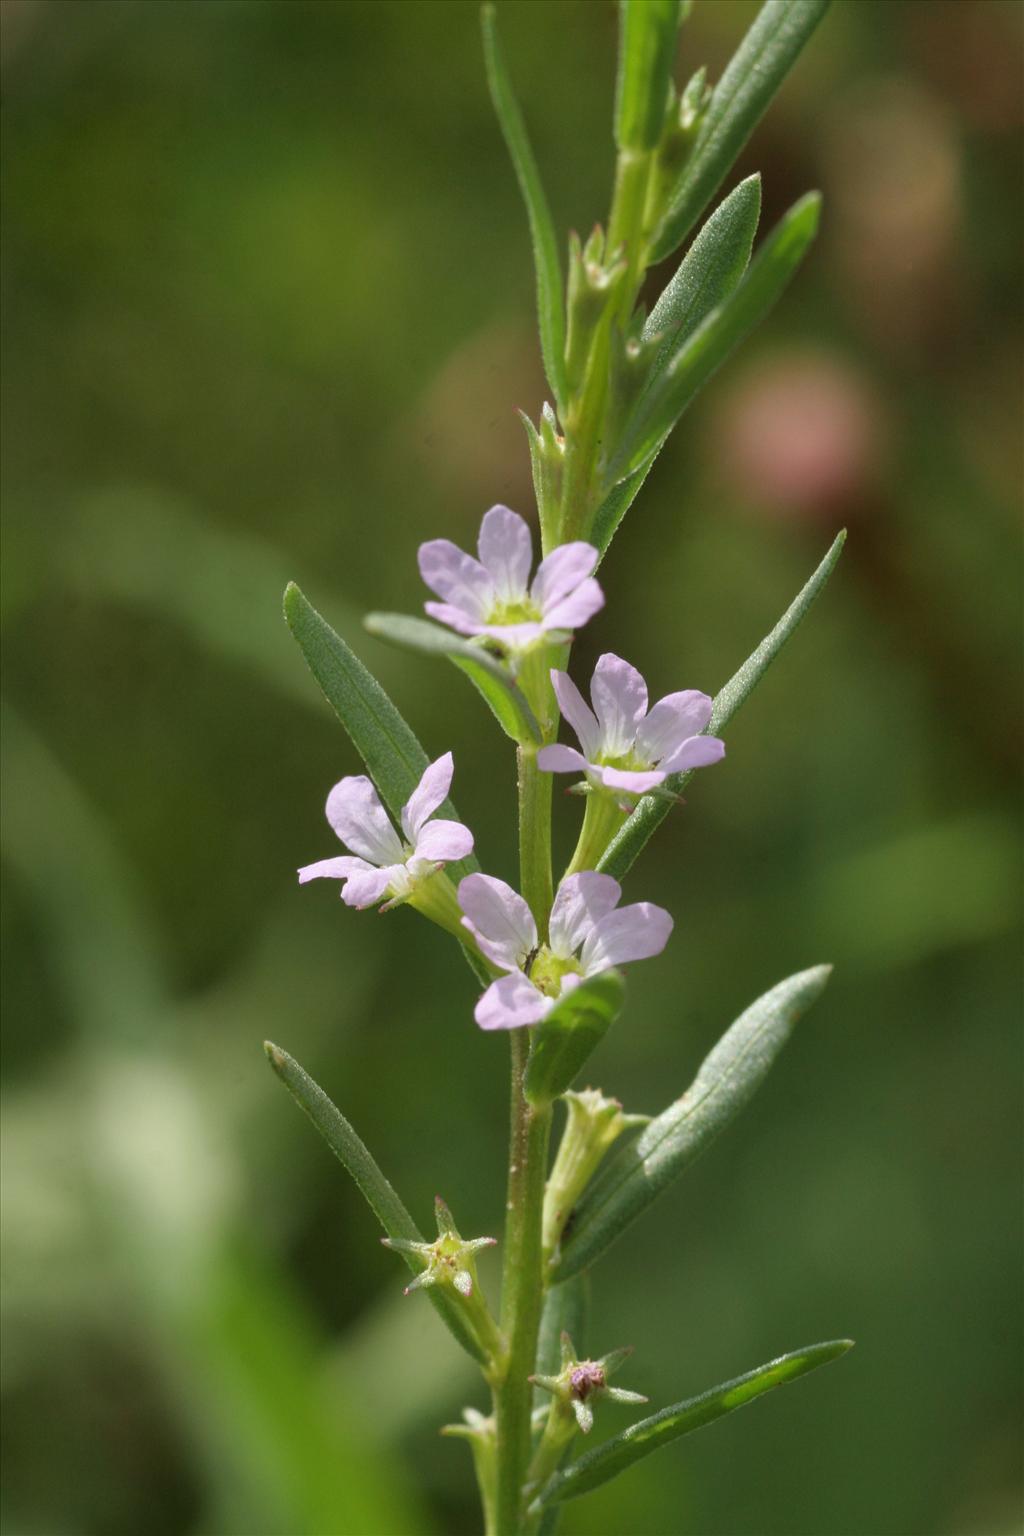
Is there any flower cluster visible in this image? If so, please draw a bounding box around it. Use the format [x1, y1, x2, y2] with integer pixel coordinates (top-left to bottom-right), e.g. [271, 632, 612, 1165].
[298, 504, 726, 1030]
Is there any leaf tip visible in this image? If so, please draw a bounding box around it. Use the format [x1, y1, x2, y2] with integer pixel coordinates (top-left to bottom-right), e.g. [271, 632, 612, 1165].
[282, 581, 304, 624]
[263, 1040, 288, 1073]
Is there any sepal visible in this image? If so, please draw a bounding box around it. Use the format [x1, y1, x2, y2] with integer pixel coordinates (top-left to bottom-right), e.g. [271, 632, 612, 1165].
[520, 403, 565, 554]
[643, 66, 711, 237]
[564, 227, 628, 396]
[542, 1088, 648, 1266]
[382, 1196, 503, 1367]
[530, 1332, 648, 1436]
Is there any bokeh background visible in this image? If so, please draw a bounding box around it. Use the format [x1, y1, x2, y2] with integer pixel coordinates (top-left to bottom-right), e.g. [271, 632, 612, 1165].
[2, 2, 1022, 1533]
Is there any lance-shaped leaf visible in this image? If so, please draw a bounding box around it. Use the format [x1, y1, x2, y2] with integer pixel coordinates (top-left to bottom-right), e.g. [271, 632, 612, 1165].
[482, 4, 568, 416]
[264, 1042, 487, 1365]
[608, 191, 821, 482]
[598, 529, 845, 883]
[552, 966, 831, 1281]
[615, 0, 687, 153]
[363, 611, 540, 745]
[284, 583, 477, 882]
[524, 971, 625, 1109]
[534, 1340, 853, 1508]
[590, 179, 761, 557]
[590, 457, 657, 558]
[643, 172, 761, 378]
[649, 0, 830, 263]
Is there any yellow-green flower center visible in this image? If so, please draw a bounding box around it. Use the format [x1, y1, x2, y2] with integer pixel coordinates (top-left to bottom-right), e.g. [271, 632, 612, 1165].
[487, 597, 542, 626]
[528, 945, 583, 998]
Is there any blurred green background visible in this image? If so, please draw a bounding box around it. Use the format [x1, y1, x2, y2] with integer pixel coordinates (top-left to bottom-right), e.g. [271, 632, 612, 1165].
[2, 2, 1021, 1533]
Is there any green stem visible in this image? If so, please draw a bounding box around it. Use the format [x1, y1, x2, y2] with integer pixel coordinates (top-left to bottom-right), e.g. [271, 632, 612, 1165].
[558, 317, 612, 544]
[563, 790, 626, 880]
[517, 746, 553, 937]
[606, 147, 654, 315]
[491, 735, 557, 1532]
[494, 1033, 553, 1534]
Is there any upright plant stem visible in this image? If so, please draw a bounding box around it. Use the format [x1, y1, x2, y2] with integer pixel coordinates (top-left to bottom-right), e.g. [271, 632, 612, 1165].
[492, 746, 555, 1532]
[494, 1035, 552, 1533]
[517, 745, 553, 936]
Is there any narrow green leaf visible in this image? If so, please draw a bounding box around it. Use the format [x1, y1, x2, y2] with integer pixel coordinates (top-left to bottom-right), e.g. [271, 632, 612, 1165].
[610, 191, 821, 481]
[590, 458, 657, 558]
[482, 4, 568, 415]
[552, 966, 831, 1281]
[615, 0, 686, 153]
[524, 971, 625, 1108]
[363, 611, 540, 745]
[649, 0, 830, 262]
[643, 172, 761, 376]
[535, 1340, 853, 1507]
[284, 583, 477, 879]
[264, 1042, 487, 1365]
[598, 528, 845, 883]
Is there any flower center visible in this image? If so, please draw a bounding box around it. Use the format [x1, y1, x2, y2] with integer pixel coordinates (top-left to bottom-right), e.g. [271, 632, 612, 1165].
[598, 747, 652, 772]
[487, 597, 542, 627]
[569, 1362, 606, 1400]
[528, 945, 583, 998]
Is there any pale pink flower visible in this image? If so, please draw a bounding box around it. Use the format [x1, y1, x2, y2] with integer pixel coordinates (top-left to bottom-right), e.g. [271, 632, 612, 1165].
[458, 870, 672, 1031]
[298, 752, 473, 909]
[418, 504, 603, 651]
[537, 653, 724, 800]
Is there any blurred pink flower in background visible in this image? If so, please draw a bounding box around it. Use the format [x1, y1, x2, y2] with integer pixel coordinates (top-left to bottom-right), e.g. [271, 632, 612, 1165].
[712, 350, 883, 520]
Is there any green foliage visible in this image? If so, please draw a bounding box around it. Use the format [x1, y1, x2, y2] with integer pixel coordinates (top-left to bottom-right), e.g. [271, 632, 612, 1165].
[284, 582, 477, 878]
[482, 4, 569, 416]
[265, 1041, 487, 1365]
[649, 0, 831, 261]
[534, 1340, 854, 1507]
[364, 611, 541, 744]
[643, 172, 762, 377]
[599, 529, 846, 881]
[552, 966, 832, 1280]
[607, 191, 821, 483]
[523, 970, 626, 1108]
[615, 0, 688, 153]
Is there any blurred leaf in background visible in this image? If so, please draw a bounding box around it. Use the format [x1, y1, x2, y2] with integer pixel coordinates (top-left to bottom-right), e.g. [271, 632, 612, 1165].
[2, 2, 1021, 1534]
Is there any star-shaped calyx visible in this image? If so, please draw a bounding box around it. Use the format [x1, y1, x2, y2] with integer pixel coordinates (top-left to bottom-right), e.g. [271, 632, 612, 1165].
[382, 1196, 497, 1299]
[530, 1331, 648, 1435]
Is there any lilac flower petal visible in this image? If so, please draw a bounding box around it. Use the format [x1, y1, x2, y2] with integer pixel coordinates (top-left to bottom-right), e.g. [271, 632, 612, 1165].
[401, 751, 455, 840]
[475, 973, 550, 1031]
[412, 818, 474, 864]
[340, 863, 399, 909]
[535, 744, 590, 775]
[580, 902, 674, 972]
[423, 601, 486, 637]
[542, 578, 605, 634]
[458, 872, 537, 972]
[326, 776, 405, 866]
[531, 542, 598, 611]
[418, 539, 494, 618]
[590, 653, 649, 756]
[477, 505, 533, 601]
[548, 871, 622, 958]
[635, 690, 714, 766]
[597, 765, 668, 794]
[660, 734, 726, 773]
[550, 669, 602, 760]
[297, 856, 369, 885]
